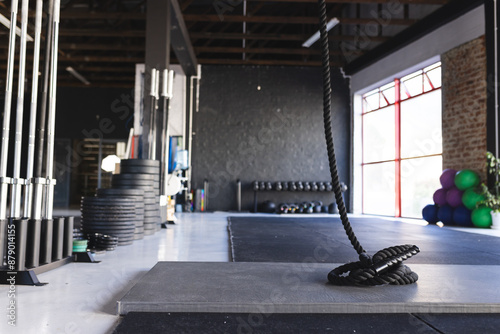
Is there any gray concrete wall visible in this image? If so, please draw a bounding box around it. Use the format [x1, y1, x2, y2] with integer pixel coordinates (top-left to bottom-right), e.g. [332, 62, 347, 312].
[191, 65, 351, 212]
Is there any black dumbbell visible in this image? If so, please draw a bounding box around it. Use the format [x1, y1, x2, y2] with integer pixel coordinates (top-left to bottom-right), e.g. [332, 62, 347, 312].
[319, 182, 326, 192]
[282, 182, 289, 191]
[259, 181, 266, 191]
[289, 204, 298, 214]
[266, 182, 273, 191]
[325, 182, 333, 192]
[296, 182, 304, 191]
[289, 182, 297, 191]
[252, 181, 259, 191]
[311, 182, 319, 192]
[279, 203, 289, 214]
[303, 182, 311, 192]
[275, 182, 283, 191]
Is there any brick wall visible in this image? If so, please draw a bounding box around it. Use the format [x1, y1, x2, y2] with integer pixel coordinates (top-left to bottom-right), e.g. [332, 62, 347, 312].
[441, 36, 487, 179]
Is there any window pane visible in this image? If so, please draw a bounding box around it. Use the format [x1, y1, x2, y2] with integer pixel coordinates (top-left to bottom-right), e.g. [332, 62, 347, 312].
[426, 67, 442, 88]
[363, 92, 380, 112]
[400, 89, 442, 159]
[401, 156, 443, 218]
[401, 74, 423, 98]
[363, 162, 395, 216]
[363, 105, 395, 163]
[381, 87, 395, 105]
[423, 74, 433, 92]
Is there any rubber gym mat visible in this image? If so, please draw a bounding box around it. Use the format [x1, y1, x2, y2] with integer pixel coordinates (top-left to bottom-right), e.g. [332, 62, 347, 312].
[113, 312, 500, 334]
[228, 216, 500, 265]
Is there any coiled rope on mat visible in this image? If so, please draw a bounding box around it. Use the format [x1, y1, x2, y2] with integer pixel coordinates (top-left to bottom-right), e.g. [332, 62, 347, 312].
[317, 0, 420, 286]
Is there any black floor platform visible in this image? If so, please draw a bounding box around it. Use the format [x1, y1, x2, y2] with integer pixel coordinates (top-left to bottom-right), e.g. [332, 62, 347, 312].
[113, 312, 500, 334]
[228, 216, 500, 264]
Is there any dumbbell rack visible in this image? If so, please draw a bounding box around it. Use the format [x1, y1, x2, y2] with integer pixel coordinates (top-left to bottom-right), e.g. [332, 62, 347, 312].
[251, 181, 334, 213]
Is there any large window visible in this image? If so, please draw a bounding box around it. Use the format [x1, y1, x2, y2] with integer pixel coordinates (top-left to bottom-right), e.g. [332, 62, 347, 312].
[362, 63, 442, 218]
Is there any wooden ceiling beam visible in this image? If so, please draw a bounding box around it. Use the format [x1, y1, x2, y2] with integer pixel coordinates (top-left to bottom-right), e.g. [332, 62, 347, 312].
[245, 0, 448, 4]
[0, 55, 143, 63]
[59, 43, 144, 51]
[59, 29, 144, 37]
[197, 58, 343, 67]
[195, 46, 361, 56]
[182, 14, 416, 26]
[190, 32, 389, 42]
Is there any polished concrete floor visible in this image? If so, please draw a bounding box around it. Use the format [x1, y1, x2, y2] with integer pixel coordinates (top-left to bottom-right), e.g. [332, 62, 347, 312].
[0, 212, 499, 334]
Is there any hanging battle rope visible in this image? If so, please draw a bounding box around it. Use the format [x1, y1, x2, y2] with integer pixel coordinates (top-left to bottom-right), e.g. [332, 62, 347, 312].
[317, 0, 420, 286]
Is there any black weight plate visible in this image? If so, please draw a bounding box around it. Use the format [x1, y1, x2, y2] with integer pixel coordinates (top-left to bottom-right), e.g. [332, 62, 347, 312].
[80, 210, 135, 216]
[144, 229, 155, 236]
[82, 228, 135, 234]
[110, 185, 153, 192]
[96, 242, 119, 247]
[80, 204, 136, 210]
[97, 188, 145, 196]
[143, 210, 160, 215]
[80, 213, 136, 219]
[119, 167, 160, 175]
[113, 174, 155, 181]
[97, 235, 119, 241]
[96, 196, 145, 207]
[82, 225, 135, 232]
[120, 159, 160, 167]
[144, 218, 160, 224]
[144, 204, 159, 211]
[117, 241, 134, 246]
[81, 197, 136, 204]
[111, 177, 154, 184]
[82, 219, 136, 226]
[80, 207, 135, 214]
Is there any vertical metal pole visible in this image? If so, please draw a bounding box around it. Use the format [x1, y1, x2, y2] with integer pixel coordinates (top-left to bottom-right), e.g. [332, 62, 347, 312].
[25, 0, 44, 270]
[161, 69, 169, 195]
[152, 70, 160, 160]
[11, 0, 31, 220]
[148, 69, 157, 160]
[0, 0, 19, 220]
[36, 0, 54, 179]
[45, 0, 61, 220]
[25, 0, 44, 219]
[0, 0, 19, 269]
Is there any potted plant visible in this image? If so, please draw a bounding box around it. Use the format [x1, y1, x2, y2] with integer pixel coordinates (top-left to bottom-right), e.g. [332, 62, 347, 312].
[478, 152, 500, 229]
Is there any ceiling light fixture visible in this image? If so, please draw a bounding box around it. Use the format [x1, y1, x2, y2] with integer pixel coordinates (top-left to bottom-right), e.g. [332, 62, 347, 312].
[66, 67, 90, 85]
[302, 18, 339, 48]
[0, 13, 34, 42]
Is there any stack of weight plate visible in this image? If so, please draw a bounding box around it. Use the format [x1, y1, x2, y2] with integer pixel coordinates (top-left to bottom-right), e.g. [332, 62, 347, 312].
[96, 188, 145, 240]
[116, 159, 161, 233]
[80, 197, 136, 246]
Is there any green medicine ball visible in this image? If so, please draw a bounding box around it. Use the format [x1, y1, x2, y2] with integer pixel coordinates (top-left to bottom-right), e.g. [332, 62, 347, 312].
[454, 169, 480, 190]
[471, 206, 492, 228]
[462, 188, 485, 210]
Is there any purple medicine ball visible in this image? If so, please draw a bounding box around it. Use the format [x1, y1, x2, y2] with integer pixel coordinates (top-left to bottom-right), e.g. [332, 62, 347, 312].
[446, 187, 464, 208]
[433, 188, 447, 206]
[440, 169, 457, 189]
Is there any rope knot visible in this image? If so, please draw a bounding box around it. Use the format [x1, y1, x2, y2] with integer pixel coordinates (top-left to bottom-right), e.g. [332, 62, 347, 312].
[358, 252, 372, 267]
